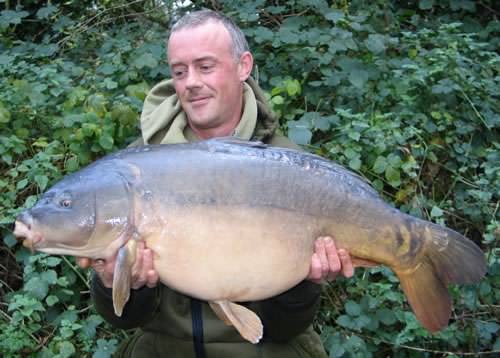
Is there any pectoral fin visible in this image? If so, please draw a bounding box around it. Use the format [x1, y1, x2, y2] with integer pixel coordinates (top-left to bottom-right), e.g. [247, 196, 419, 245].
[209, 300, 263, 344]
[112, 239, 138, 317]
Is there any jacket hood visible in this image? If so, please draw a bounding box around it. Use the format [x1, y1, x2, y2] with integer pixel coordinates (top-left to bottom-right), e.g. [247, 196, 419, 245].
[140, 77, 279, 145]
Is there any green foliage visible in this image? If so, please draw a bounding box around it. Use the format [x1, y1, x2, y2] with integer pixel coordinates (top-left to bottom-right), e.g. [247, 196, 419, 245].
[0, 253, 117, 357]
[1, 0, 498, 356]
[0, 2, 171, 356]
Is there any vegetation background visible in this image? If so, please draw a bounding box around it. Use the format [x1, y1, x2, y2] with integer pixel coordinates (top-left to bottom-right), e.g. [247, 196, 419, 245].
[0, 0, 498, 356]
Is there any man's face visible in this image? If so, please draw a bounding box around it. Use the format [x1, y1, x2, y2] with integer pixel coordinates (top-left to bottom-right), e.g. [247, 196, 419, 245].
[167, 21, 252, 137]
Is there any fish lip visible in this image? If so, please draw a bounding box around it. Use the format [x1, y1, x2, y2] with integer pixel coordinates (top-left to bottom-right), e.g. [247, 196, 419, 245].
[13, 219, 30, 239]
[13, 219, 43, 252]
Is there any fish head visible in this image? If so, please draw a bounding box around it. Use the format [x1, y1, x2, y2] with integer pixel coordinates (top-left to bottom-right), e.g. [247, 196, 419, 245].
[14, 163, 133, 259]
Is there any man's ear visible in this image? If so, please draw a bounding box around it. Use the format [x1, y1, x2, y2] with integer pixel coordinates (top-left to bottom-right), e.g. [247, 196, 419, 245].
[238, 51, 254, 81]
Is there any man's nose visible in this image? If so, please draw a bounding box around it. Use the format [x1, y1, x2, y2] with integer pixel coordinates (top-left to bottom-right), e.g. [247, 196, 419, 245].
[185, 69, 202, 89]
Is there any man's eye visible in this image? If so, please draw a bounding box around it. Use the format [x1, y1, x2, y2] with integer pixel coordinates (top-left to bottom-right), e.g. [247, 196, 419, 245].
[173, 70, 186, 78]
[200, 64, 214, 72]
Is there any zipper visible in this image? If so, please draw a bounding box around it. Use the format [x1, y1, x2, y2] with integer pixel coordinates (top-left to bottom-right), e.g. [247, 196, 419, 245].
[191, 298, 207, 358]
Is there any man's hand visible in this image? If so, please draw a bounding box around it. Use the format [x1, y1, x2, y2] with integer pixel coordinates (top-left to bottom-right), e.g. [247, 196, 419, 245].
[76, 241, 159, 289]
[307, 236, 354, 283]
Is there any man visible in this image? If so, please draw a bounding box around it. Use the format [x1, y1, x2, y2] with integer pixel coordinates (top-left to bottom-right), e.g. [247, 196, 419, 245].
[77, 9, 354, 357]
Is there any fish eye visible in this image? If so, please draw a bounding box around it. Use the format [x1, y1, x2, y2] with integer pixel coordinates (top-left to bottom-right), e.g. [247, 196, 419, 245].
[59, 199, 72, 208]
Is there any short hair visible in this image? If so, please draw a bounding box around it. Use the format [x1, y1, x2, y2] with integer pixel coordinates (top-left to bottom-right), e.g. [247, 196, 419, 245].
[170, 9, 250, 61]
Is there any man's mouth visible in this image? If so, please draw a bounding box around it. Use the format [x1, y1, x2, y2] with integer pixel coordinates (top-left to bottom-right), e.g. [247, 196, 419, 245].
[189, 96, 211, 105]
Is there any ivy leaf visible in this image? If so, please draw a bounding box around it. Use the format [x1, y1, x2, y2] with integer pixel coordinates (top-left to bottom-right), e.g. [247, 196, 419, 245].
[419, 0, 434, 10]
[53, 310, 79, 327]
[373, 156, 387, 174]
[385, 166, 401, 187]
[97, 63, 117, 75]
[35, 175, 49, 191]
[432, 79, 459, 94]
[3, 233, 17, 248]
[93, 339, 119, 358]
[45, 257, 61, 267]
[254, 26, 274, 43]
[314, 116, 331, 131]
[344, 148, 358, 159]
[288, 126, 312, 145]
[36, 5, 58, 19]
[0, 10, 29, 28]
[99, 134, 114, 150]
[355, 314, 374, 330]
[278, 29, 300, 44]
[450, 0, 476, 11]
[344, 335, 369, 353]
[0, 104, 11, 123]
[24, 276, 49, 299]
[387, 153, 402, 167]
[103, 78, 118, 90]
[285, 79, 301, 96]
[365, 34, 386, 54]
[349, 157, 362, 170]
[41, 270, 58, 285]
[336, 314, 354, 329]
[111, 104, 138, 124]
[16, 179, 28, 190]
[57, 341, 76, 358]
[494, 337, 500, 351]
[430, 206, 444, 217]
[65, 156, 80, 172]
[348, 130, 361, 141]
[133, 53, 158, 69]
[46, 295, 59, 307]
[35, 44, 59, 58]
[345, 300, 361, 316]
[125, 82, 150, 101]
[377, 308, 397, 325]
[81, 315, 104, 340]
[270, 95, 283, 105]
[348, 70, 369, 88]
[325, 10, 345, 24]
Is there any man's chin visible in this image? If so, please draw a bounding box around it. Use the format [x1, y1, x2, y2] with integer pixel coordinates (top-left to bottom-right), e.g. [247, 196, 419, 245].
[186, 115, 220, 134]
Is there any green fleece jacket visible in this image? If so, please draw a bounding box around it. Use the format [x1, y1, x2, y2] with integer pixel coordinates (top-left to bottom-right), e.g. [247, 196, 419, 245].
[91, 78, 328, 358]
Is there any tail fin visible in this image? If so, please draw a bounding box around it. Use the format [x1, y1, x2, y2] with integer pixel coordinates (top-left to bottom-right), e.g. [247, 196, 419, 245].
[395, 222, 486, 332]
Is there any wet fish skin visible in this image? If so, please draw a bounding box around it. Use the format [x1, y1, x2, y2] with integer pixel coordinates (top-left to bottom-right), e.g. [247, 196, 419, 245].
[13, 138, 486, 342]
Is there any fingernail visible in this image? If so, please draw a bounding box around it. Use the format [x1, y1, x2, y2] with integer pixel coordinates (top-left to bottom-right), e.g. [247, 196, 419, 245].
[324, 237, 333, 245]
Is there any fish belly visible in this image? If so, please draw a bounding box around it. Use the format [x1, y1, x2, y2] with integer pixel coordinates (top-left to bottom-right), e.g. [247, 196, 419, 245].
[145, 205, 324, 302]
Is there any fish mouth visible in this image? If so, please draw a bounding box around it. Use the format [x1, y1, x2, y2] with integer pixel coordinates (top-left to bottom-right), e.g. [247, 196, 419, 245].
[13, 219, 43, 252]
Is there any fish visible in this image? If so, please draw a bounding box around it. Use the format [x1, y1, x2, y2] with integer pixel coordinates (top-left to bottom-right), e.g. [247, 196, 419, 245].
[13, 138, 486, 343]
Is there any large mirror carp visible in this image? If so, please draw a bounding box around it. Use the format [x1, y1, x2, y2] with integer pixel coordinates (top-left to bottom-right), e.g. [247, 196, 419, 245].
[14, 138, 486, 343]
